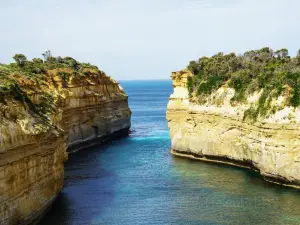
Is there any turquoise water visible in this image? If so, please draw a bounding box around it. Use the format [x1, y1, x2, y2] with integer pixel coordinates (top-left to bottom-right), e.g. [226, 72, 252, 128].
[39, 80, 300, 225]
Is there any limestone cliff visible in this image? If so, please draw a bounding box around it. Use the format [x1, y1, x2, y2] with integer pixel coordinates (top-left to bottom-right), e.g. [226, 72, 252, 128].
[167, 70, 300, 188]
[0, 58, 131, 225]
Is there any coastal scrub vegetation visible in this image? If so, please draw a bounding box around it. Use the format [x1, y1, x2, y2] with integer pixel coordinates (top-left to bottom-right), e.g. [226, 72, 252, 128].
[186, 47, 300, 121]
[0, 51, 103, 121]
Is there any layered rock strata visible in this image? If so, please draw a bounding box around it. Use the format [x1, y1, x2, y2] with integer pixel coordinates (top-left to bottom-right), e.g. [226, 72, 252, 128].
[167, 70, 300, 188]
[0, 68, 131, 224]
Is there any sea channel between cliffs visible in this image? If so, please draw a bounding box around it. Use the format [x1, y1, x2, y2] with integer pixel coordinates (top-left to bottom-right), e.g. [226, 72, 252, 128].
[39, 80, 300, 225]
[0, 55, 131, 225]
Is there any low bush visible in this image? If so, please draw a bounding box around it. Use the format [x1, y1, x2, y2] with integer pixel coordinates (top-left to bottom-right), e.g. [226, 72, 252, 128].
[186, 47, 300, 120]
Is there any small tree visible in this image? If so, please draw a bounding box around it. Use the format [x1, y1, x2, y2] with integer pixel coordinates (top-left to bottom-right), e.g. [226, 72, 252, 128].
[42, 50, 52, 62]
[32, 58, 43, 64]
[56, 56, 63, 63]
[13, 54, 27, 67]
[64, 57, 79, 69]
[275, 48, 289, 58]
[187, 61, 199, 75]
[281, 48, 289, 58]
[297, 49, 300, 57]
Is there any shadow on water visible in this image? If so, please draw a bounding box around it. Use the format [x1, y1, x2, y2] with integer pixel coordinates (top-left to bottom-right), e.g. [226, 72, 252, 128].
[170, 156, 300, 225]
[171, 155, 285, 189]
[40, 193, 73, 224]
[38, 80, 300, 225]
[39, 139, 128, 225]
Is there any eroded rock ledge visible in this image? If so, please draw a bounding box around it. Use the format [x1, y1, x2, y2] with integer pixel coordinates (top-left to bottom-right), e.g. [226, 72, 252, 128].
[166, 70, 300, 188]
[0, 60, 131, 225]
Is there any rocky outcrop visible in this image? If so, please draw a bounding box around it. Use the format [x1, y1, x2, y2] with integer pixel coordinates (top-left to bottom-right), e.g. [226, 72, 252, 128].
[167, 70, 300, 188]
[0, 67, 131, 224]
[60, 71, 131, 152]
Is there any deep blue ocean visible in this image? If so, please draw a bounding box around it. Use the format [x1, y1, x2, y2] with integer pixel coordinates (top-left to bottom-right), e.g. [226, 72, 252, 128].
[39, 80, 300, 225]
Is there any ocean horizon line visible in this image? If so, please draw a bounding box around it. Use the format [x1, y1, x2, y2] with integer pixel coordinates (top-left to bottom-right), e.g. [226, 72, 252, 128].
[118, 79, 171, 82]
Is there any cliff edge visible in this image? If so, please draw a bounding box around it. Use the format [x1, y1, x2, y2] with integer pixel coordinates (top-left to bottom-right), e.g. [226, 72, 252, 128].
[0, 54, 131, 224]
[167, 48, 300, 188]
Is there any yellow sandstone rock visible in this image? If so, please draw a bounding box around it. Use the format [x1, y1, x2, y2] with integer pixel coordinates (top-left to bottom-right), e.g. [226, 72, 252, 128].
[0, 68, 131, 225]
[167, 70, 300, 188]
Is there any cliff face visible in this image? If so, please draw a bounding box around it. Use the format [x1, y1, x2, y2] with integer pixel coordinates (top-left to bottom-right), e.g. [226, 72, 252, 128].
[60, 70, 131, 152]
[167, 70, 300, 188]
[0, 65, 131, 224]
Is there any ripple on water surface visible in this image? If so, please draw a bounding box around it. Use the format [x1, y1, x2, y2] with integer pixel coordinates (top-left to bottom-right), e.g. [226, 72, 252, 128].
[39, 80, 300, 225]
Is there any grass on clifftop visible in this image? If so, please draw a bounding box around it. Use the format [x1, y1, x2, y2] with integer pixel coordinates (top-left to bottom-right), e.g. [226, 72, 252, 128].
[186, 47, 300, 121]
[0, 52, 104, 122]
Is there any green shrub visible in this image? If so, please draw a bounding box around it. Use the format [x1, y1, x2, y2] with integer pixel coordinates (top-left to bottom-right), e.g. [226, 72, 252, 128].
[0, 53, 102, 121]
[58, 71, 71, 82]
[186, 47, 300, 120]
[13, 54, 27, 67]
[197, 75, 224, 96]
[291, 86, 300, 107]
[187, 77, 193, 96]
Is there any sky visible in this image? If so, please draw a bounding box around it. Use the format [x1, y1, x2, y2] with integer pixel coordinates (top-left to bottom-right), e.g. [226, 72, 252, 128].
[1, 0, 300, 80]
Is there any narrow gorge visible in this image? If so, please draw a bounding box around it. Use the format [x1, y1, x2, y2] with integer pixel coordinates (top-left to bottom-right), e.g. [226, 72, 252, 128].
[167, 48, 300, 188]
[0, 56, 131, 225]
